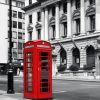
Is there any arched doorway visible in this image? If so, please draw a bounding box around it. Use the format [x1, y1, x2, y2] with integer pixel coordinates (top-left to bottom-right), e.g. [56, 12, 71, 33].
[72, 48, 80, 66]
[58, 48, 67, 72]
[86, 46, 95, 68]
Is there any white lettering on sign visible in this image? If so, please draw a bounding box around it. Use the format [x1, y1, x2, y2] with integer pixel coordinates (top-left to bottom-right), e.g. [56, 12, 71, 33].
[25, 45, 34, 48]
[37, 45, 50, 48]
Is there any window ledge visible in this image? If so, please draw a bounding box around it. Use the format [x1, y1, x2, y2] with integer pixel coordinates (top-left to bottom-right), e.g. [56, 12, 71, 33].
[87, 30, 95, 33]
[74, 32, 80, 36]
[61, 35, 67, 38]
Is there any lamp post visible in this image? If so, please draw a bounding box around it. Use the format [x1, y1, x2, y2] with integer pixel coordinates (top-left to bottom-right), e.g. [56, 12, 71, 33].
[7, 0, 14, 94]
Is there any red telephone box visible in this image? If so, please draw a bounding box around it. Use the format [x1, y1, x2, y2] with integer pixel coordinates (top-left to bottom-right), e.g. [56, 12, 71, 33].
[23, 40, 52, 99]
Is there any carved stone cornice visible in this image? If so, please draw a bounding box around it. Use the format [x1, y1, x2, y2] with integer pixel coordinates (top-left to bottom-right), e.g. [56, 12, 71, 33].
[60, 14, 67, 23]
[86, 6, 95, 16]
[72, 9, 80, 20]
[49, 16, 55, 26]
[35, 22, 42, 30]
[27, 24, 33, 32]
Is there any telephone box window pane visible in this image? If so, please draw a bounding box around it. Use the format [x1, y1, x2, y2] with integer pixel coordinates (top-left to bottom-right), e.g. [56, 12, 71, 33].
[41, 79, 48, 82]
[26, 52, 33, 92]
[41, 88, 48, 92]
[27, 88, 32, 92]
[41, 83, 48, 87]
[40, 52, 49, 92]
[41, 52, 48, 56]
[41, 72, 48, 77]
[41, 67, 48, 71]
[27, 68, 32, 72]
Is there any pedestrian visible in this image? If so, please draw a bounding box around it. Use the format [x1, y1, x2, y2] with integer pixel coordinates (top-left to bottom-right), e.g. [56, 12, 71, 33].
[17, 68, 20, 76]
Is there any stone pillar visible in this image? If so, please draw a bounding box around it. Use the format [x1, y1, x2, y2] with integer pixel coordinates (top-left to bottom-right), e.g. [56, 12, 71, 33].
[95, 53, 100, 79]
[80, 0, 85, 34]
[49, 26, 53, 39]
[67, 0, 72, 37]
[45, 7, 49, 40]
[80, 47, 87, 68]
[96, 0, 100, 32]
[60, 24, 64, 37]
[67, 49, 73, 69]
[41, 9, 45, 40]
[55, 3, 60, 39]
[60, 3, 63, 16]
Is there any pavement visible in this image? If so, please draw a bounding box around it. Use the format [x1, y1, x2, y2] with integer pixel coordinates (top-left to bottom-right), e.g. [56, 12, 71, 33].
[0, 90, 25, 100]
[0, 75, 100, 100]
[53, 76, 100, 82]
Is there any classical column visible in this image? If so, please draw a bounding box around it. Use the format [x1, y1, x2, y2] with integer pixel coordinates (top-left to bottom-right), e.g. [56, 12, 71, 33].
[60, 24, 64, 37]
[55, 3, 60, 39]
[96, 0, 100, 32]
[95, 54, 100, 79]
[45, 7, 49, 40]
[67, 0, 72, 37]
[41, 9, 45, 40]
[80, 0, 85, 34]
[49, 26, 53, 39]
[80, 47, 87, 68]
[67, 49, 73, 69]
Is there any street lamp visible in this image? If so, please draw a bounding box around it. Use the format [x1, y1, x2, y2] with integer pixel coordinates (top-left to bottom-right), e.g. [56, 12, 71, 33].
[7, 0, 14, 94]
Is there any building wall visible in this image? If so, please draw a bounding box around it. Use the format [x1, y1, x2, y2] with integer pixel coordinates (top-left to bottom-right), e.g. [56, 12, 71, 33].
[0, 0, 25, 65]
[0, 4, 8, 63]
[24, 0, 100, 78]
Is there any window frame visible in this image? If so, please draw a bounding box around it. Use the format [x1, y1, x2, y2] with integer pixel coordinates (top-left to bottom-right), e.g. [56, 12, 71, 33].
[13, 21, 17, 28]
[75, 0, 80, 9]
[76, 18, 80, 34]
[18, 22, 22, 29]
[90, 15, 95, 31]
[18, 12, 22, 19]
[37, 29, 41, 39]
[29, 15, 32, 23]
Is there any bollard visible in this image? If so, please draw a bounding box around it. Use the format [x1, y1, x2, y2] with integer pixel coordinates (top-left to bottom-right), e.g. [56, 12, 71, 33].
[7, 68, 15, 94]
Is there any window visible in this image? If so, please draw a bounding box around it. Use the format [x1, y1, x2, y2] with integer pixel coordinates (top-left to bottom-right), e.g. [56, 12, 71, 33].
[29, 32, 32, 40]
[63, 2, 67, 13]
[23, 13, 25, 19]
[52, 6, 55, 16]
[18, 42, 22, 49]
[89, 0, 95, 5]
[13, 52, 17, 58]
[90, 15, 95, 31]
[13, 42, 17, 48]
[29, 15, 32, 23]
[76, 0, 80, 9]
[18, 53, 23, 59]
[63, 22, 67, 36]
[29, 0, 32, 5]
[76, 19, 80, 33]
[13, 11, 17, 18]
[5, 0, 9, 4]
[18, 12, 22, 19]
[18, 32, 22, 39]
[18, 22, 22, 29]
[37, 29, 41, 39]
[13, 21, 17, 28]
[37, 12, 41, 22]
[12, 31, 17, 38]
[16, 1, 23, 8]
[52, 25, 55, 39]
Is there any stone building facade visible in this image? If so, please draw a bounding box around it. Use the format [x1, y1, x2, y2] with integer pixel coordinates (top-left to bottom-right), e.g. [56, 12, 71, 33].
[24, 0, 100, 79]
[0, 0, 25, 69]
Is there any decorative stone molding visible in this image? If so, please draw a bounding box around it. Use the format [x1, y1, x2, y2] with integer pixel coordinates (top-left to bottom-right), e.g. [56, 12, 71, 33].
[27, 24, 33, 32]
[60, 14, 67, 23]
[35, 22, 42, 30]
[86, 6, 95, 16]
[72, 9, 80, 20]
[49, 16, 55, 26]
